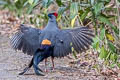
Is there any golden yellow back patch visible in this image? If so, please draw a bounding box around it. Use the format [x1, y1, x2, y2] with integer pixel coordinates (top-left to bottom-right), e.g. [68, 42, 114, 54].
[41, 39, 51, 45]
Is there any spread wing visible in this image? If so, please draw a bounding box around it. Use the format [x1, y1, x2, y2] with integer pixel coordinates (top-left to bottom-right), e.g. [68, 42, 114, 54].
[53, 27, 94, 58]
[10, 24, 41, 55]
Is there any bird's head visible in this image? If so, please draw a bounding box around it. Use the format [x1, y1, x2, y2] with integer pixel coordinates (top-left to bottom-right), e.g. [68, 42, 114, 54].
[48, 12, 58, 19]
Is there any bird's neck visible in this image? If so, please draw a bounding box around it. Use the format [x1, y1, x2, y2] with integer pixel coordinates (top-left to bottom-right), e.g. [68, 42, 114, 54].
[45, 19, 59, 30]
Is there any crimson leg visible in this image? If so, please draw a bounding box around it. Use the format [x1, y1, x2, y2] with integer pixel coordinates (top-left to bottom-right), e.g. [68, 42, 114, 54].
[51, 57, 54, 70]
[44, 58, 48, 72]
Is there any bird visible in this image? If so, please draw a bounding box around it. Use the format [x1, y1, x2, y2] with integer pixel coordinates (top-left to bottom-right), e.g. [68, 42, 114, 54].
[10, 12, 94, 76]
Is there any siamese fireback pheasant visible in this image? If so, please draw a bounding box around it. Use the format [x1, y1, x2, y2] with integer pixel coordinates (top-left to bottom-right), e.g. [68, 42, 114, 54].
[10, 12, 94, 76]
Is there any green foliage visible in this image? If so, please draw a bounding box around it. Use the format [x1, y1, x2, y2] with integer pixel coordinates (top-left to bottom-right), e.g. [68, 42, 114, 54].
[99, 46, 108, 59]
[70, 2, 78, 27]
[42, 0, 53, 8]
[100, 28, 105, 40]
[93, 2, 104, 16]
[0, 0, 120, 68]
[90, 0, 120, 68]
[0, 0, 28, 16]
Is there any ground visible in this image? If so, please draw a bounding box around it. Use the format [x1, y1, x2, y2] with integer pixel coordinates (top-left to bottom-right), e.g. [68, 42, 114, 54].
[0, 35, 100, 80]
[0, 10, 118, 80]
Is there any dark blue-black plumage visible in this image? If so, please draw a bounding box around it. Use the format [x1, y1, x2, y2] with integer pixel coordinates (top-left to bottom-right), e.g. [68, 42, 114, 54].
[10, 12, 94, 75]
[32, 45, 54, 75]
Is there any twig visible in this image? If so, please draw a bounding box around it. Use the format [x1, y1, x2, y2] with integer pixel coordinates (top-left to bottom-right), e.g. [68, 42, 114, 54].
[0, 44, 3, 55]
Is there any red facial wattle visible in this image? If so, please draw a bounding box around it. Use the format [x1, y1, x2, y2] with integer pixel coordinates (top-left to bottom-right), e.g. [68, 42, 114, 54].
[53, 13, 58, 18]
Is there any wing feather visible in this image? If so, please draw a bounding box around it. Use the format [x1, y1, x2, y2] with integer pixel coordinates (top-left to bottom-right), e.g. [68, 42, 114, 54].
[10, 24, 41, 55]
[53, 27, 94, 57]
[79, 32, 93, 45]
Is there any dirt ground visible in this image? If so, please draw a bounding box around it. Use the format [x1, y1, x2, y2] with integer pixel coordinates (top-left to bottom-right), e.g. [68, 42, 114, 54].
[0, 10, 118, 80]
[0, 35, 100, 80]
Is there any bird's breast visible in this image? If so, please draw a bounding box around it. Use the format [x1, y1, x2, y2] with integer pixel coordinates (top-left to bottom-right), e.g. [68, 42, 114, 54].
[40, 30, 58, 45]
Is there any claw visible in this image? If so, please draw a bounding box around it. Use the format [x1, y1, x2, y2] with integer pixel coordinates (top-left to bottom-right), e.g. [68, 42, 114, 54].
[19, 67, 29, 75]
[33, 63, 43, 72]
[33, 64, 45, 76]
[19, 58, 33, 75]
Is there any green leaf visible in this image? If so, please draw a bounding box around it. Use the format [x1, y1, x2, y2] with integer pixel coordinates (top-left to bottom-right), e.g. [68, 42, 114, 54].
[92, 36, 100, 51]
[80, 8, 90, 21]
[71, 46, 77, 59]
[23, 1, 29, 7]
[27, 0, 39, 14]
[98, 16, 119, 35]
[27, 5, 34, 14]
[28, 0, 34, 4]
[71, 15, 77, 27]
[42, 0, 53, 8]
[70, 2, 78, 19]
[117, 62, 120, 68]
[118, 0, 120, 3]
[100, 28, 105, 40]
[105, 0, 111, 2]
[57, 7, 66, 21]
[112, 26, 119, 35]
[14, 0, 18, 2]
[110, 53, 118, 62]
[110, 63, 116, 68]
[58, 7, 66, 15]
[70, 2, 78, 27]
[98, 15, 113, 27]
[56, 0, 63, 6]
[108, 42, 116, 53]
[99, 46, 108, 59]
[93, 2, 104, 15]
[106, 33, 114, 42]
[90, 0, 95, 5]
[92, 41, 99, 50]
[30, 17, 33, 24]
[0, 0, 7, 5]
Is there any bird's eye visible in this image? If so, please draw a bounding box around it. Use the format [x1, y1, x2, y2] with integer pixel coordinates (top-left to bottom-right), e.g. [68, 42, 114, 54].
[38, 31, 41, 35]
[60, 40, 63, 43]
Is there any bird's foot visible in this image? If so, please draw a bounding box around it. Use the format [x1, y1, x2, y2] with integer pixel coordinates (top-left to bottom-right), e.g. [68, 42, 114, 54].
[44, 68, 48, 72]
[33, 64, 44, 76]
[34, 69, 45, 76]
[19, 67, 29, 75]
[36, 66, 43, 72]
[49, 67, 55, 71]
